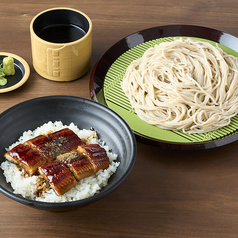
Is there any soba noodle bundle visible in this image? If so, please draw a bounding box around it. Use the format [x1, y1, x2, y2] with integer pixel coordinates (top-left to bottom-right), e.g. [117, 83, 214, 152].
[121, 38, 238, 134]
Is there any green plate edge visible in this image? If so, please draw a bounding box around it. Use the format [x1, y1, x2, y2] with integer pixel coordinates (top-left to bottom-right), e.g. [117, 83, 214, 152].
[103, 36, 238, 143]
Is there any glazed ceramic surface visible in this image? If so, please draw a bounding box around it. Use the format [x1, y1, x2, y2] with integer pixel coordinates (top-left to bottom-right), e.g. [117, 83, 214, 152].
[90, 25, 238, 150]
[0, 96, 136, 211]
[30, 8, 92, 82]
[0, 52, 30, 93]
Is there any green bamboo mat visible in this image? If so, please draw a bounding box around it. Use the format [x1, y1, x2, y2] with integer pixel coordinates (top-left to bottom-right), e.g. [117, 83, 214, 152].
[103, 37, 238, 143]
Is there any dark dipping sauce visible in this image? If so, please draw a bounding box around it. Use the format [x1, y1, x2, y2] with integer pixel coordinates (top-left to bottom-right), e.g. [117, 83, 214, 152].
[37, 24, 87, 43]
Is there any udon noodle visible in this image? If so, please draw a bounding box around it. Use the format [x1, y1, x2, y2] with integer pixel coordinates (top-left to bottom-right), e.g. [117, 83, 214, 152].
[121, 38, 238, 134]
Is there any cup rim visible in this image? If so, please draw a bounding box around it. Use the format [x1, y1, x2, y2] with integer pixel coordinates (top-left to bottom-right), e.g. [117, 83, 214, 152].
[30, 7, 92, 45]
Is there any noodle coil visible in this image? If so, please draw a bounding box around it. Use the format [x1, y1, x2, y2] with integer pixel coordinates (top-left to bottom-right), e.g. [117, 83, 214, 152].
[121, 38, 238, 133]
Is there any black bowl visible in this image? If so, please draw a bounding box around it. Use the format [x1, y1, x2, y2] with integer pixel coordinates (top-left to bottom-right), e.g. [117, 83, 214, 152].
[0, 96, 137, 211]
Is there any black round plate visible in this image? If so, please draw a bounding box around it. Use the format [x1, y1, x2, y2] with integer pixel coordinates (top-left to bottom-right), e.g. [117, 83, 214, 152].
[90, 24, 238, 150]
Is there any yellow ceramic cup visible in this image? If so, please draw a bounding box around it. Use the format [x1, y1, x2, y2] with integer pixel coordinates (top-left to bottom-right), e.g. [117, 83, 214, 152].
[30, 7, 92, 81]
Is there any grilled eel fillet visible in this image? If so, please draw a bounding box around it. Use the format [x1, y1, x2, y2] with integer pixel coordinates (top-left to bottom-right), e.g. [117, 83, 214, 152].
[77, 144, 110, 173]
[4, 143, 47, 176]
[25, 128, 83, 161]
[4, 128, 110, 196]
[38, 160, 77, 196]
[39, 145, 110, 195]
[57, 151, 95, 181]
[4, 128, 84, 175]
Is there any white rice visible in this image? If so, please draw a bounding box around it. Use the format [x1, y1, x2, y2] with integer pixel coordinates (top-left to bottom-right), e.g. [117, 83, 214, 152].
[0, 121, 120, 202]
